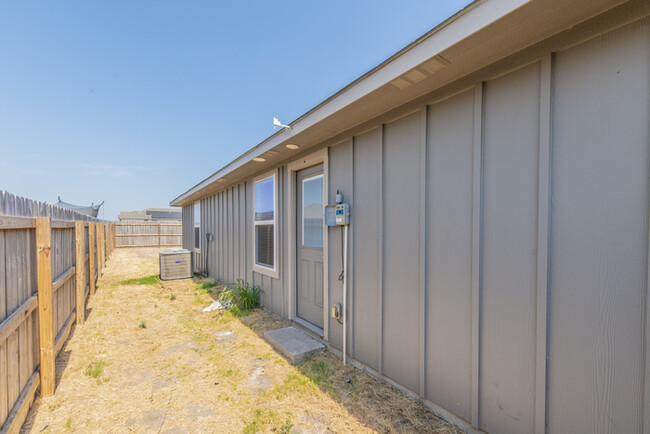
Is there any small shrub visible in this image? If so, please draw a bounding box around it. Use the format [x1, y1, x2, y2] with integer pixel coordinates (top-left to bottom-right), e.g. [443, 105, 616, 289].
[139, 321, 147, 329]
[170, 294, 176, 301]
[237, 280, 261, 310]
[218, 279, 261, 314]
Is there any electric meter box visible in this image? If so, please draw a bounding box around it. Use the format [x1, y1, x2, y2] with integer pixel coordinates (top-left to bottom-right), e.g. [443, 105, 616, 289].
[335, 203, 350, 225]
[325, 204, 350, 226]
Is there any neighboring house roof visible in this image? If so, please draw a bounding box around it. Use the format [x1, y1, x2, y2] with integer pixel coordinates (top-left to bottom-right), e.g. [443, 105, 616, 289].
[118, 208, 182, 221]
[55, 197, 103, 217]
[171, 0, 633, 207]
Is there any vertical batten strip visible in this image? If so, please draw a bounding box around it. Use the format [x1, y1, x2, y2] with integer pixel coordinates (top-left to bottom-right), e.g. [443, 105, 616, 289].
[535, 54, 552, 434]
[378, 124, 385, 375]
[419, 106, 428, 398]
[471, 82, 483, 428]
[348, 140, 355, 357]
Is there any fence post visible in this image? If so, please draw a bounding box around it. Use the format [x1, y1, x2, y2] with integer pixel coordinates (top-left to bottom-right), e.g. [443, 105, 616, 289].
[158, 223, 161, 248]
[74, 221, 85, 325]
[96, 224, 102, 278]
[36, 217, 55, 397]
[88, 223, 96, 295]
[99, 224, 104, 272]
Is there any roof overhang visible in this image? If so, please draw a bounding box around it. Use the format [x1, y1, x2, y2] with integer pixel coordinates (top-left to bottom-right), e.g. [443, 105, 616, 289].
[171, 0, 639, 207]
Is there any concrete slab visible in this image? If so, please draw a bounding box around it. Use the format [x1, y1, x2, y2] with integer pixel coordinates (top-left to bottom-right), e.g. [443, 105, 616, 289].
[264, 326, 325, 364]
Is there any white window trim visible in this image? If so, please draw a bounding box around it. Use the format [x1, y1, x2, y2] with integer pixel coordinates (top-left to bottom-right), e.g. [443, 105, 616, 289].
[252, 169, 279, 279]
[194, 201, 201, 253]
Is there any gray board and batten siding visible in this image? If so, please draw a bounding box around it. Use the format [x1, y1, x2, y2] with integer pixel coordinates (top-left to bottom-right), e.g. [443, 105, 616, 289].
[179, 17, 650, 434]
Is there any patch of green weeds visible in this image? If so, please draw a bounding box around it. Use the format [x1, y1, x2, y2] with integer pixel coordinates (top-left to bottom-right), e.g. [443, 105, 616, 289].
[279, 415, 294, 434]
[267, 373, 314, 400]
[193, 293, 207, 305]
[117, 275, 160, 286]
[65, 416, 72, 430]
[138, 321, 147, 329]
[196, 280, 219, 293]
[48, 396, 65, 411]
[242, 408, 278, 434]
[306, 360, 331, 385]
[170, 294, 176, 301]
[84, 360, 106, 379]
[258, 352, 272, 361]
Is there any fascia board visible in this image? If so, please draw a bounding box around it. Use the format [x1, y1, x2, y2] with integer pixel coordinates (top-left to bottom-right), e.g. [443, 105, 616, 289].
[170, 0, 530, 207]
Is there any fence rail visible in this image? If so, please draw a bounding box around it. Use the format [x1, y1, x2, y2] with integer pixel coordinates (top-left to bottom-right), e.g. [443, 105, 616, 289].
[0, 192, 115, 433]
[115, 222, 181, 248]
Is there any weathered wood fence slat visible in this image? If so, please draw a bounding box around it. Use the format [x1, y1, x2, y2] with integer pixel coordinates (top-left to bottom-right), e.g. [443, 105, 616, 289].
[0, 191, 116, 434]
[115, 222, 181, 248]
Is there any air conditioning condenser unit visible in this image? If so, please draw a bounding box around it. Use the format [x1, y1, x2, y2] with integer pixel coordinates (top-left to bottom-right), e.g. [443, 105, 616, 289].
[159, 249, 193, 280]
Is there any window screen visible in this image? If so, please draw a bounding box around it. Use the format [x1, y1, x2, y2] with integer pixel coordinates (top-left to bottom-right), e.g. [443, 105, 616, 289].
[255, 225, 274, 267]
[254, 175, 275, 269]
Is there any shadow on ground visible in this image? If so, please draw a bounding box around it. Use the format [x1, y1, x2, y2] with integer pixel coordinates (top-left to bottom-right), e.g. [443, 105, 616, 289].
[239, 310, 462, 434]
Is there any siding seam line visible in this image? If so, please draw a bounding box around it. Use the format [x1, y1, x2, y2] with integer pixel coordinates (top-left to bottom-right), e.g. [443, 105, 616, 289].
[419, 105, 428, 398]
[470, 82, 483, 429]
[535, 53, 552, 434]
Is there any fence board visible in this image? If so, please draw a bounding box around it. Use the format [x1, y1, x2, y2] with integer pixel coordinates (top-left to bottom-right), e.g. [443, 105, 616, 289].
[0, 342, 7, 425]
[5, 334, 18, 418]
[1, 231, 6, 322]
[115, 223, 181, 248]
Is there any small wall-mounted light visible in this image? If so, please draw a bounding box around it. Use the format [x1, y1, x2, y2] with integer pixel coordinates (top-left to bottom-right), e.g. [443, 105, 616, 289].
[253, 157, 266, 162]
[285, 144, 300, 150]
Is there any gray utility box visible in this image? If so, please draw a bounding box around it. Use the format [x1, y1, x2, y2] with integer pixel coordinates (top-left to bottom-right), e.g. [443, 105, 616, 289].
[159, 249, 192, 281]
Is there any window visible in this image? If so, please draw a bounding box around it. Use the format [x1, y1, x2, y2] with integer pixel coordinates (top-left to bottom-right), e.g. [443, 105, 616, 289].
[194, 202, 200, 251]
[302, 174, 324, 248]
[253, 172, 277, 276]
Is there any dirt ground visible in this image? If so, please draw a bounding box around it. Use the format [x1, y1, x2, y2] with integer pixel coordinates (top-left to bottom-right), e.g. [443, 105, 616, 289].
[21, 248, 462, 433]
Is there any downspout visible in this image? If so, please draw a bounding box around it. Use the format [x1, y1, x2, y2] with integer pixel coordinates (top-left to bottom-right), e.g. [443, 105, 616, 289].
[343, 224, 349, 365]
[205, 233, 213, 277]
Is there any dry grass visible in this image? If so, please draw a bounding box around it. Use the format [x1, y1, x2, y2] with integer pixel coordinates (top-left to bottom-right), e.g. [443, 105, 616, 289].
[21, 248, 462, 433]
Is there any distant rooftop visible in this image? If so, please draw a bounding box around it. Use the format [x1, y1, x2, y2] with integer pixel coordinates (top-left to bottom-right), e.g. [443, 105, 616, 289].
[118, 208, 181, 222]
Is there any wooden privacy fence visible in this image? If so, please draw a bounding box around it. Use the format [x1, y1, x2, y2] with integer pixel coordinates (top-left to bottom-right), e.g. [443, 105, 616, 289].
[115, 222, 181, 248]
[0, 216, 116, 433]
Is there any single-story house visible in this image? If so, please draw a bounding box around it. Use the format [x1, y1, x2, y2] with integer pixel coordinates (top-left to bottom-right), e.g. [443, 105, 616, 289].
[171, 1, 650, 432]
[118, 208, 182, 222]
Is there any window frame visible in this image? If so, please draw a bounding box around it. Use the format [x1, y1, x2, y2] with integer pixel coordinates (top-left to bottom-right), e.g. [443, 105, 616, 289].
[193, 201, 201, 253]
[252, 169, 279, 279]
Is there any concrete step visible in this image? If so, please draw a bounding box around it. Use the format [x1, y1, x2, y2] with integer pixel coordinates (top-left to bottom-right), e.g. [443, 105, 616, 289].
[264, 326, 325, 364]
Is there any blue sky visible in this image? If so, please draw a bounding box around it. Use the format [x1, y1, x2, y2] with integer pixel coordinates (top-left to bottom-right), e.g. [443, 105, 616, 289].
[0, 0, 471, 220]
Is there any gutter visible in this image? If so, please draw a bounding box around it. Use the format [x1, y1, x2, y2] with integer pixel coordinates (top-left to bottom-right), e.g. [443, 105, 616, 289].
[170, 0, 530, 207]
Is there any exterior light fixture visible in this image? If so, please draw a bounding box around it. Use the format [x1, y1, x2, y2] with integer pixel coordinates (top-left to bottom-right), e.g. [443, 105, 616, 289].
[253, 157, 266, 162]
[285, 144, 300, 150]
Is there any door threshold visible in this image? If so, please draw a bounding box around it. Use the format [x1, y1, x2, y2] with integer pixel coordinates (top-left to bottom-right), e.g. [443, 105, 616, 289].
[291, 316, 324, 337]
